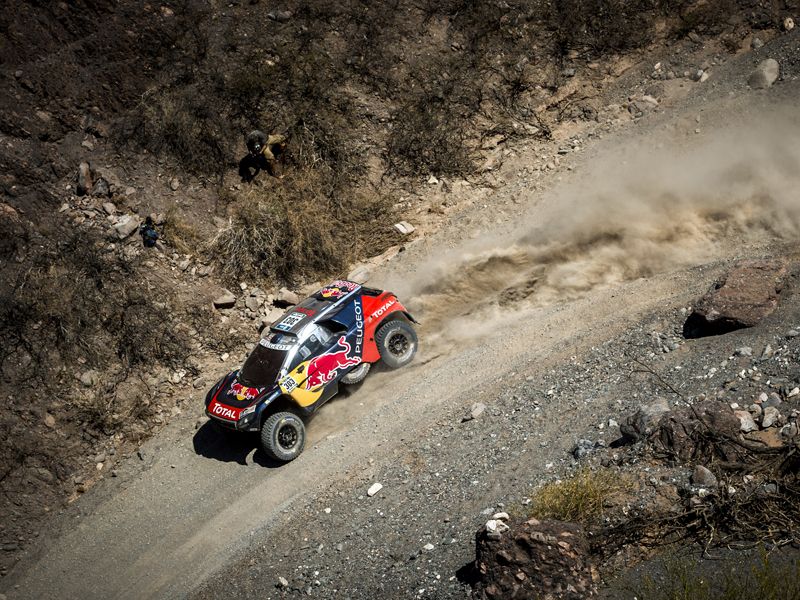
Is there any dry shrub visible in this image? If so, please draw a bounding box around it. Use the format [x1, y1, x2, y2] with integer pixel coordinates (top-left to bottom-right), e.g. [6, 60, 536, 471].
[209, 170, 400, 285]
[530, 468, 624, 524]
[0, 229, 190, 395]
[631, 548, 800, 600]
[388, 88, 476, 177]
[161, 209, 202, 255]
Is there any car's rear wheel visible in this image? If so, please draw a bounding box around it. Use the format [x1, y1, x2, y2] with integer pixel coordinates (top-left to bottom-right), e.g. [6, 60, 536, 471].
[261, 412, 305, 462]
[341, 362, 370, 385]
[375, 320, 417, 369]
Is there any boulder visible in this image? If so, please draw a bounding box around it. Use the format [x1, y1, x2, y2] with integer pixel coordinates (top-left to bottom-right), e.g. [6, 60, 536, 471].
[748, 59, 780, 89]
[473, 518, 594, 599]
[683, 259, 787, 338]
[619, 397, 671, 442]
[213, 289, 237, 309]
[652, 400, 742, 461]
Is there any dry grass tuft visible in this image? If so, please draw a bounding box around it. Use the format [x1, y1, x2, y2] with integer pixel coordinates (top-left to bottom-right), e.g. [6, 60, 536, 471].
[208, 169, 400, 285]
[161, 209, 202, 255]
[529, 468, 624, 524]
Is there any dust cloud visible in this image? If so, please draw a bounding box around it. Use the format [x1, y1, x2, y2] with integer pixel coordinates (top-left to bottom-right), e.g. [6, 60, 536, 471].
[396, 108, 800, 349]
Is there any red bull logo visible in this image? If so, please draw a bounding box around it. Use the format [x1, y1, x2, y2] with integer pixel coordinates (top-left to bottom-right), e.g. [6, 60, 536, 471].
[229, 382, 260, 402]
[304, 336, 361, 389]
[320, 280, 358, 299]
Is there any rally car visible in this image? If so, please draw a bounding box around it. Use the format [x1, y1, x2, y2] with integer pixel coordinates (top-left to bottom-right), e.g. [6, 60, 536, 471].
[204, 280, 418, 462]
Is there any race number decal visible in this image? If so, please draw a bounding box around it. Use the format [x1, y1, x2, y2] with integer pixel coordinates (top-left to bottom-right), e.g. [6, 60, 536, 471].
[279, 374, 298, 393]
[274, 312, 306, 331]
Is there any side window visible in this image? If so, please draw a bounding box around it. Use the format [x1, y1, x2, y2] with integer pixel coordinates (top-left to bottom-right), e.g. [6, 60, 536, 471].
[289, 325, 334, 370]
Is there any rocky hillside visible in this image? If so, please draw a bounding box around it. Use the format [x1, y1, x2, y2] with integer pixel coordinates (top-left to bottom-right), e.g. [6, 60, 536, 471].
[1, 0, 800, 597]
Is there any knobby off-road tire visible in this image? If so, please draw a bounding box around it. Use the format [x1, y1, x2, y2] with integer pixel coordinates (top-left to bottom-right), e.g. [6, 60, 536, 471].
[261, 412, 305, 462]
[375, 320, 418, 369]
[341, 362, 371, 385]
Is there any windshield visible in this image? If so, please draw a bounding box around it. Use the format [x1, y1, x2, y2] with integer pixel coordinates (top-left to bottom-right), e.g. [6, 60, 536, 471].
[239, 333, 296, 386]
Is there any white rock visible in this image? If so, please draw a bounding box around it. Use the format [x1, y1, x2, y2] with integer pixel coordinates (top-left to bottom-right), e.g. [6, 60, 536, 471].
[114, 215, 140, 239]
[761, 406, 780, 428]
[748, 59, 780, 89]
[276, 288, 300, 306]
[734, 410, 758, 433]
[347, 264, 372, 283]
[788, 387, 799, 398]
[394, 221, 416, 235]
[277, 576, 289, 588]
[423, 543, 435, 551]
[469, 402, 488, 421]
[485, 519, 509, 534]
[784, 17, 795, 31]
[367, 482, 383, 497]
[492, 512, 510, 521]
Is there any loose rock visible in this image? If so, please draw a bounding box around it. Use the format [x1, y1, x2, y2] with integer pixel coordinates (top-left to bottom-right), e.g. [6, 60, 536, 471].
[367, 482, 383, 497]
[114, 215, 141, 239]
[276, 288, 300, 306]
[473, 518, 594, 599]
[735, 410, 758, 433]
[691, 465, 718, 488]
[394, 221, 416, 235]
[463, 402, 487, 422]
[213, 290, 237, 309]
[748, 58, 780, 89]
[620, 397, 670, 442]
[92, 177, 111, 197]
[77, 162, 92, 196]
[761, 406, 780, 428]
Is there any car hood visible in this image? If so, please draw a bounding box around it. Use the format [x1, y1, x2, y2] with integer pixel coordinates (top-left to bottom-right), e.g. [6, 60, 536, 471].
[214, 372, 272, 409]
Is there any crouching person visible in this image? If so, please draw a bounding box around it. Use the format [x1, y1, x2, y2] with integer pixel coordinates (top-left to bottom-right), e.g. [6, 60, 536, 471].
[239, 130, 288, 182]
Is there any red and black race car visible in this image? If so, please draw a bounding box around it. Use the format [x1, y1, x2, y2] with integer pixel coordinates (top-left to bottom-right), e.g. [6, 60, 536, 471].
[205, 280, 418, 462]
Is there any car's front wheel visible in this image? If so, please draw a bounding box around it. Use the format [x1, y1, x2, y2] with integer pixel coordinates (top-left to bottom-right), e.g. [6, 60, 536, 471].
[375, 320, 418, 369]
[341, 362, 370, 385]
[261, 412, 305, 462]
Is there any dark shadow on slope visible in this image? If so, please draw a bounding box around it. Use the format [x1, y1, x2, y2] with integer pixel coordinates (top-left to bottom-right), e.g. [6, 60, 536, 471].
[192, 420, 282, 468]
[682, 312, 746, 339]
